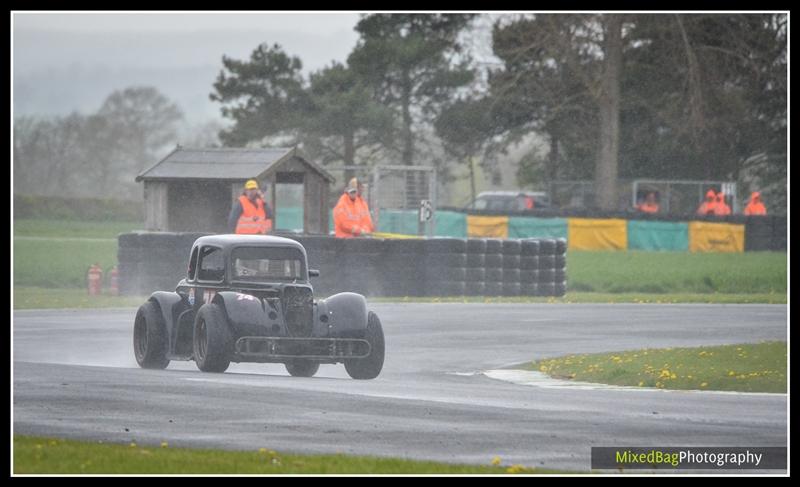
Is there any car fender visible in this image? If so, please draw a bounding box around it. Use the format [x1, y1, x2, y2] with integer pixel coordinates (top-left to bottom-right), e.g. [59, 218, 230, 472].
[147, 291, 187, 349]
[317, 292, 368, 336]
[214, 291, 280, 337]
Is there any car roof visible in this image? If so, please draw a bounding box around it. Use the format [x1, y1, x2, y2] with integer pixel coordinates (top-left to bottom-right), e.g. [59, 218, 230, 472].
[193, 234, 305, 250]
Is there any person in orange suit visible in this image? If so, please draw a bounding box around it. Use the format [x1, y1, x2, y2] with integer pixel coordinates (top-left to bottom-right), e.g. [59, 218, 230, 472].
[333, 177, 374, 238]
[696, 189, 717, 216]
[714, 191, 732, 216]
[636, 192, 660, 213]
[228, 179, 273, 234]
[744, 191, 767, 215]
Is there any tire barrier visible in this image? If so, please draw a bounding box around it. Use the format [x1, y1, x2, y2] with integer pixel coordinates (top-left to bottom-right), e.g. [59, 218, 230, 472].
[422, 238, 467, 297]
[466, 238, 486, 296]
[117, 233, 568, 298]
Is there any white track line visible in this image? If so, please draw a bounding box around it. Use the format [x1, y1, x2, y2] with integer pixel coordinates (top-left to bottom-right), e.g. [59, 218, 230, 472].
[481, 369, 786, 397]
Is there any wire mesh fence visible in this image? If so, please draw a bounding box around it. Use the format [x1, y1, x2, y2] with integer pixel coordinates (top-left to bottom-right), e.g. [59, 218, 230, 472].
[325, 165, 437, 235]
[547, 179, 738, 214]
[632, 180, 739, 215]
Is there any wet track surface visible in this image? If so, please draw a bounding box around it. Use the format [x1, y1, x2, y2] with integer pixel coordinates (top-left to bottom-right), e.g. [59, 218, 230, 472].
[13, 303, 787, 472]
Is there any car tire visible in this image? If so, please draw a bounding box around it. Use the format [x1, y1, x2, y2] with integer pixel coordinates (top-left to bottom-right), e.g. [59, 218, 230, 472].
[345, 311, 385, 380]
[133, 301, 170, 369]
[285, 359, 320, 377]
[193, 303, 232, 373]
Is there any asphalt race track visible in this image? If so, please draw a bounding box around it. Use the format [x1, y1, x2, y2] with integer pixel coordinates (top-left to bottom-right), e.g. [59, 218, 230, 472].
[14, 303, 787, 472]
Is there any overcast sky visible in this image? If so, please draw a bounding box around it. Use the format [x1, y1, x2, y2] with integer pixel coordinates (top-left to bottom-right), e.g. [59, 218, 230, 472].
[13, 12, 362, 73]
[12, 12, 364, 121]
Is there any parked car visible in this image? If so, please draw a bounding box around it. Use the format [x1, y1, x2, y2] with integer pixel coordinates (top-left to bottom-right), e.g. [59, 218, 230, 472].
[133, 235, 385, 379]
[465, 191, 551, 212]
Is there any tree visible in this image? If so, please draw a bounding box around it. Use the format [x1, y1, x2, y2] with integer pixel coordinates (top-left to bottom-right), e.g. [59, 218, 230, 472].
[488, 14, 624, 209]
[621, 14, 786, 207]
[210, 43, 306, 147]
[301, 62, 394, 181]
[13, 113, 86, 197]
[96, 86, 183, 197]
[487, 13, 786, 211]
[348, 14, 476, 167]
[434, 97, 494, 202]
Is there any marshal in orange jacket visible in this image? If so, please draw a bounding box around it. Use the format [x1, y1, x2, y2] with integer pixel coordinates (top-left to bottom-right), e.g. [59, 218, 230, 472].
[333, 193, 374, 238]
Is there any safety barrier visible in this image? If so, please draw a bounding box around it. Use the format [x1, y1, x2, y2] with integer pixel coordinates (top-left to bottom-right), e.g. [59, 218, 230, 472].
[368, 207, 785, 252]
[117, 233, 568, 298]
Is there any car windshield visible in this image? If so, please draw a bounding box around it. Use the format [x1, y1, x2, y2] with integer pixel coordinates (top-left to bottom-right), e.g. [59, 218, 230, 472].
[231, 246, 306, 282]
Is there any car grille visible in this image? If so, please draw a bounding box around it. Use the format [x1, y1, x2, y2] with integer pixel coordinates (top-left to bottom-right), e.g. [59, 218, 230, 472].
[281, 286, 314, 337]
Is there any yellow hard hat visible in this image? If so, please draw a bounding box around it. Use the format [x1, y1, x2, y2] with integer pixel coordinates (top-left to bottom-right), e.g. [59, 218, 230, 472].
[346, 177, 359, 192]
[245, 179, 259, 190]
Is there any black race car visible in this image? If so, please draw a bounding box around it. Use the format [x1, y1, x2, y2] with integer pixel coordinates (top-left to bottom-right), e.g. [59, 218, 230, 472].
[133, 235, 384, 379]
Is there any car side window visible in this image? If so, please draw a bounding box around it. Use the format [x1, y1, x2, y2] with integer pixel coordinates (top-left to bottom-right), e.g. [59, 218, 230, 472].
[197, 246, 225, 283]
[187, 247, 199, 281]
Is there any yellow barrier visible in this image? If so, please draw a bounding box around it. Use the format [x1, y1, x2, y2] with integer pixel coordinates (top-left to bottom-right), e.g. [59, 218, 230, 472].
[466, 215, 509, 238]
[568, 218, 628, 251]
[688, 222, 745, 253]
[370, 232, 421, 239]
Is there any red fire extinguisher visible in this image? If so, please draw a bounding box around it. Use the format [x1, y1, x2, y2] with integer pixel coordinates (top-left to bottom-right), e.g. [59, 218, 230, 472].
[87, 264, 103, 295]
[109, 265, 119, 296]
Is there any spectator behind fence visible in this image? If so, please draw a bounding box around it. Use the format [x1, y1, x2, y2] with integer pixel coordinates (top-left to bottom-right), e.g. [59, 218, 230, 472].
[696, 189, 717, 216]
[744, 191, 768, 215]
[636, 192, 660, 214]
[333, 177, 374, 238]
[713, 192, 732, 216]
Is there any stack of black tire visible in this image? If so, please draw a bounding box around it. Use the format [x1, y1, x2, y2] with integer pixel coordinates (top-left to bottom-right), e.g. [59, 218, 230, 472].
[501, 239, 521, 296]
[340, 237, 385, 298]
[381, 238, 424, 297]
[117, 233, 568, 298]
[523, 238, 567, 297]
[117, 231, 207, 295]
[422, 238, 467, 297]
[483, 238, 504, 296]
[465, 238, 486, 296]
[289, 235, 334, 297]
[519, 239, 540, 297]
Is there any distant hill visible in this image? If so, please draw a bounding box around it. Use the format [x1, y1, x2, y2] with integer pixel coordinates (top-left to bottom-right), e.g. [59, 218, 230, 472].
[14, 63, 222, 123]
[13, 27, 358, 124]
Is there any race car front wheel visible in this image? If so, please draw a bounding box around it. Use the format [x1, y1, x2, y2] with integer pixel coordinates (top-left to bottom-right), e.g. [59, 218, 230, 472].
[193, 303, 232, 373]
[133, 301, 170, 369]
[344, 311, 385, 380]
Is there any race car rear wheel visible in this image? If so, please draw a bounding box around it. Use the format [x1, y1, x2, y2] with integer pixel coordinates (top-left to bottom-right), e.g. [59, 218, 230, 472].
[285, 359, 320, 377]
[344, 311, 385, 380]
[133, 301, 170, 369]
[193, 303, 232, 373]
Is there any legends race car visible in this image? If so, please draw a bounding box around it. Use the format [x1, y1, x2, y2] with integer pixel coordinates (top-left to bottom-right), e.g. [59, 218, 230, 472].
[133, 235, 384, 379]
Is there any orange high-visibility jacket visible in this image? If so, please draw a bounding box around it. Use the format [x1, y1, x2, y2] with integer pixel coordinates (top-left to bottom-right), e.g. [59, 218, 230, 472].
[713, 196, 731, 216]
[333, 193, 374, 238]
[744, 201, 767, 215]
[636, 202, 660, 213]
[697, 200, 717, 215]
[235, 195, 272, 234]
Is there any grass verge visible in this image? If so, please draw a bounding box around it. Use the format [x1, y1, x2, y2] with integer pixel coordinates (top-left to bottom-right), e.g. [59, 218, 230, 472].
[527, 341, 787, 393]
[13, 436, 560, 474]
[14, 288, 787, 310]
[14, 238, 120, 288]
[13, 219, 141, 239]
[567, 250, 786, 295]
[14, 287, 147, 310]
[371, 292, 786, 304]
